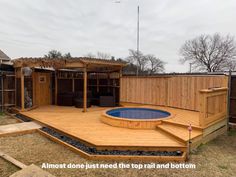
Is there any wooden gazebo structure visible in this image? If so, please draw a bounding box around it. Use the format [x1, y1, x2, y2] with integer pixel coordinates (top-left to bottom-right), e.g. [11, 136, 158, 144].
[12, 57, 126, 112]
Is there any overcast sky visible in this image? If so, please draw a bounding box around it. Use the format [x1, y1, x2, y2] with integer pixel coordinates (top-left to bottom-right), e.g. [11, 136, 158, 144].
[0, 0, 236, 72]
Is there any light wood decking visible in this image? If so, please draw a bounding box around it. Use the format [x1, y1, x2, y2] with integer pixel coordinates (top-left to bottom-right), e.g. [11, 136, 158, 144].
[18, 104, 227, 161]
[20, 105, 200, 148]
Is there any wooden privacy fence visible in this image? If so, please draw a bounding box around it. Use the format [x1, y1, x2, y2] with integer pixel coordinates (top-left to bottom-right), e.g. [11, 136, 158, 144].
[0, 71, 16, 111]
[120, 75, 228, 111]
[199, 87, 228, 127]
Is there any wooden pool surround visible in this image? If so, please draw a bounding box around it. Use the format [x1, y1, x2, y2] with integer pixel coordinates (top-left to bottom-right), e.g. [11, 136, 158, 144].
[101, 107, 174, 129]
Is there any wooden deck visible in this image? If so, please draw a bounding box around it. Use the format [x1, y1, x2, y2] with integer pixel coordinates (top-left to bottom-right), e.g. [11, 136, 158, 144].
[20, 105, 201, 148]
[18, 104, 228, 161]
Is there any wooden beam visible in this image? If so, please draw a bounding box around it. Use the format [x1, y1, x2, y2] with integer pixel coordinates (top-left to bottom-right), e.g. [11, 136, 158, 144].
[65, 62, 84, 68]
[0, 151, 27, 169]
[83, 67, 87, 112]
[55, 70, 58, 105]
[21, 68, 25, 111]
[72, 78, 75, 92]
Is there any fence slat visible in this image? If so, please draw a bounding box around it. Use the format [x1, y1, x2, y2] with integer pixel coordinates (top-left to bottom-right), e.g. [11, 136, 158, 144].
[120, 75, 228, 111]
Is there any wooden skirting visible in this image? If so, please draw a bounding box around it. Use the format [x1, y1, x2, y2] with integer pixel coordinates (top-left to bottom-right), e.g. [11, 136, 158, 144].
[202, 119, 227, 136]
[192, 125, 227, 149]
[190, 118, 227, 149]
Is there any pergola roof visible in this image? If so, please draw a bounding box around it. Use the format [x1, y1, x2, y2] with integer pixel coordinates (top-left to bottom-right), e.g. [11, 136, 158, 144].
[12, 57, 126, 72]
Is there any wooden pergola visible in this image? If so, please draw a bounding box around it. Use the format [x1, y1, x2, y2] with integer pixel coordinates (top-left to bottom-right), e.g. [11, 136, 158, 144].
[12, 57, 126, 112]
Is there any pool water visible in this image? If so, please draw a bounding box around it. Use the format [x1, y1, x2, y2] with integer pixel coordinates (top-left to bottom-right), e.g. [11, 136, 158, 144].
[106, 108, 170, 119]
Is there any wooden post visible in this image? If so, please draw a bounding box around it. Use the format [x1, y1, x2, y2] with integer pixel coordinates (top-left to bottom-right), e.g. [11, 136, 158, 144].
[1, 70, 4, 111]
[108, 72, 110, 92]
[32, 69, 35, 106]
[83, 67, 87, 112]
[55, 70, 58, 105]
[72, 78, 75, 92]
[14, 69, 17, 108]
[199, 91, 207, 127]
[119, 69, 122, 106]
[227, 71, 232, 131]
[21, 68, 25, 111]
[96, 73, 99, 92]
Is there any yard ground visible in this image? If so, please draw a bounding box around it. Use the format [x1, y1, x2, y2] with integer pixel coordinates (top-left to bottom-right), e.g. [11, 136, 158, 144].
[0, 115, 236, 177]
[0, 113, 18, 125]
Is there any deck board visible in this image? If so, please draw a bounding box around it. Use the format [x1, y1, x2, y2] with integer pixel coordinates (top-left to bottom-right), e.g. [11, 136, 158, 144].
[20, 105, 197, 148]
[0, 122, 42, 137]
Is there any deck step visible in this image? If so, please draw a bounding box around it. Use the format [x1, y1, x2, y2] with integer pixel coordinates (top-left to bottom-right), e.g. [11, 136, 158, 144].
[156, 122, 203, 142]
[161, 120, 202, 130]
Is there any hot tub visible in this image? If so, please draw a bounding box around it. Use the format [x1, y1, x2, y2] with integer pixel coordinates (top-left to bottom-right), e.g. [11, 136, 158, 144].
[101, 107, 173, 129]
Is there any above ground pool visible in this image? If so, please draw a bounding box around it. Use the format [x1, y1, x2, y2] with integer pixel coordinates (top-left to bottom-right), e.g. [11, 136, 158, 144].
[106, 108, 170, 119]
[101, 107, 172, 129]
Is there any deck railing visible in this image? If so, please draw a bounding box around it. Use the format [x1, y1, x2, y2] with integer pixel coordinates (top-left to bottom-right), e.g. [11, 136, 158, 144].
[199, 87, 228, 127]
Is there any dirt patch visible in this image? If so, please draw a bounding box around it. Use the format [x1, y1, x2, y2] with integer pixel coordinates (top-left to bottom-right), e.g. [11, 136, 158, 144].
[0, 158, 19, 177]
[0, 114, 19, 125]
[0, 131, 236, 177]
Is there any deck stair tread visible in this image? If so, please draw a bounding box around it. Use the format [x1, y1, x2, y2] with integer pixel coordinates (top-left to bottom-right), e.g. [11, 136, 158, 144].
[0, 122, 41, 136]
[162, 120, 202, 129]
[156, 122, 203, 142]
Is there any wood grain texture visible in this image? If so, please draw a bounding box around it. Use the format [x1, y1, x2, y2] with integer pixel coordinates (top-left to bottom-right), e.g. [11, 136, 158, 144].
[199, 88, 228, 127]
[120, 76, 228, 111]
[19, 104, 227, 161]
[21, 105, 186, 148]
[34, 72, 51, 106]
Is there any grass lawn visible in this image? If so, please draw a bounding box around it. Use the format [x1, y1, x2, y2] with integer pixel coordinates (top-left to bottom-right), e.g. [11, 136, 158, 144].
[0, 114, 235, 177]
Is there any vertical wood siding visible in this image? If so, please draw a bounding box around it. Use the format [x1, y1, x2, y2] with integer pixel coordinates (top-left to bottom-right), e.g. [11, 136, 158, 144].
[120, 75, 228, 111]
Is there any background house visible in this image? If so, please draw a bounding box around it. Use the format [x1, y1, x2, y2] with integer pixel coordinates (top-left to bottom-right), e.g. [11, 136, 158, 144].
[0, 49, 11, 64]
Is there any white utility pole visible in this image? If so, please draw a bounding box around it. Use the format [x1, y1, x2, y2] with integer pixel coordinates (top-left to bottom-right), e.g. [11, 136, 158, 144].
[136, 5, 140, 76]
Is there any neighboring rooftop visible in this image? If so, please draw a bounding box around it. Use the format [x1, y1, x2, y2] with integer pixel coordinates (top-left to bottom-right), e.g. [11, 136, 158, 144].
[0, 49, 11, 63]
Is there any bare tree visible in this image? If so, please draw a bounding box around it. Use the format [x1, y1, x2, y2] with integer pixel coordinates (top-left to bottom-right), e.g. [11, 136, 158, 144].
[84, 53, 96, 58]
[126, 49, 165, 74]
[44, 50, 62, 58]
[127, 49, 148, 73]
[180, 33, 236, 72]
[44, 50, 72, 59]
[96, 52, 111, 59]
[63, 52, 72, 58]
[145, 54, 165, 74]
